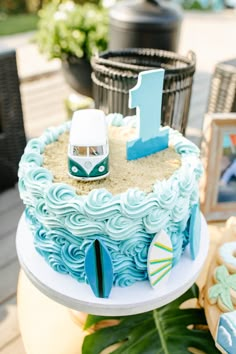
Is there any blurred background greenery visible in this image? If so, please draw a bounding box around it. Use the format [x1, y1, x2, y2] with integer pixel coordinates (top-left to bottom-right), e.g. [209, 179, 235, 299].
[0, 0, 230, 36]
[0, 0, 102, 35]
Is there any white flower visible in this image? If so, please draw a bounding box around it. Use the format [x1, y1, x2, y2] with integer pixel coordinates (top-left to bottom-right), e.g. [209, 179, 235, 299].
[102, 0, 116, 8]
[59, 1, 75, 12]
[54, 11, 67, 21]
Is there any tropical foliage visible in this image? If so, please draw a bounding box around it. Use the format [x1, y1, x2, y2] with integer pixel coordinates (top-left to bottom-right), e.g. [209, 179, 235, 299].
[36, 0, 108, 61]
[82, 284, 219, 354]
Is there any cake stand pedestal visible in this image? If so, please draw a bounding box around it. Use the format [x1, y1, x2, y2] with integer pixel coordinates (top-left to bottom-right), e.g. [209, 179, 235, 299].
[16, 213, 209, 353]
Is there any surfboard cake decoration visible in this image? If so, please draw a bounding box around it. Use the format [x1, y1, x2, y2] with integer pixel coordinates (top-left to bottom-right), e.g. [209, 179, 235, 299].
[147, 230, 173, 289]
[189, 203, 201, 260]
[84, 239, 113, 298]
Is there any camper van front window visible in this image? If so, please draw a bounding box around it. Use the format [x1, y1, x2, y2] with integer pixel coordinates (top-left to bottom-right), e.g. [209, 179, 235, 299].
[73, 146, 87, 156]
[89, 146, 104, 156]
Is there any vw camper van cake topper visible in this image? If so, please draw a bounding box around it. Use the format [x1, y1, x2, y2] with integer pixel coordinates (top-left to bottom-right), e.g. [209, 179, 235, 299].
[68, 109, 109, 181]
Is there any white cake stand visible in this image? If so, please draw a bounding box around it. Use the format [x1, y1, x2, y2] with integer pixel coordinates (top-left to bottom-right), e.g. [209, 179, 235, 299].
[16, 213, 209, 316]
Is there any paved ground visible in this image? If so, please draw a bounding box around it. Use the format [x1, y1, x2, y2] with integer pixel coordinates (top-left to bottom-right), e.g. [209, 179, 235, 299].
[0, 9, 236, 354]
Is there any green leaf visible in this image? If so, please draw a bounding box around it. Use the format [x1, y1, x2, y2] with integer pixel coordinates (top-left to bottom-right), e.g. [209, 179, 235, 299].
[36, 1, 108, 60]
[83, 314, 117, 330]
[82, 284, 219, 354]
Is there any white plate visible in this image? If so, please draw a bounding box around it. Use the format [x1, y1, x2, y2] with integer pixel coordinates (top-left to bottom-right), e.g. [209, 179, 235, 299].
[16, 213, 209, 316]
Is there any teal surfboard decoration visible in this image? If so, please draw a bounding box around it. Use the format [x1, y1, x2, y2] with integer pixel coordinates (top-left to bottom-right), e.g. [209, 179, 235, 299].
[189, 204, 201, 260]
[85, 239, 113, 298]
[147, 230, 173, 290]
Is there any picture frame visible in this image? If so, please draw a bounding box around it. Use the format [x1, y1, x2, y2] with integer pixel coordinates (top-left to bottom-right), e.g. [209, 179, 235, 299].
[201, 113, 236, 221]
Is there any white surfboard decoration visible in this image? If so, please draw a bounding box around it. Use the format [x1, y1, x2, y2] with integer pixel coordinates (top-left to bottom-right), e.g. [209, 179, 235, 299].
[148, 230, 173, 289]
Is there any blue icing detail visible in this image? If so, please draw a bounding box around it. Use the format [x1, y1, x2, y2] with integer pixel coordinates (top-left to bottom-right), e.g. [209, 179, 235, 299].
[165, 221, 187, 266]
[126, 131, 169, 161]
[24, 138, 45, 154]
[217, 312, 236, 354]
[25, 206, 41, 230]
[174, 140, 200, 155]
[189, 204, 201, 260]
[111, 252, 147, 287]
[32, 219, 185, 287]
[32, 220, 161, 287]
[31, 216, 187, 286]
[106, 113, 124, 126]
[169, 231, 184, 266]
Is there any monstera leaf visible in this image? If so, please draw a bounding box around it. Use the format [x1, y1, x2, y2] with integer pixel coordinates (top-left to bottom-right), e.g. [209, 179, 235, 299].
[82, 284, 219, 354]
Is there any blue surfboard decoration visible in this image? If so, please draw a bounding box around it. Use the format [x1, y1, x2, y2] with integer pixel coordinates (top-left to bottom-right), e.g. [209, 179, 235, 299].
[85, 239, 113, 298]
[189, 204, 201, 260]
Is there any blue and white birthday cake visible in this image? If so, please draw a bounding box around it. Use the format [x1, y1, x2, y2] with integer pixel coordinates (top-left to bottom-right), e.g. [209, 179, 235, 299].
[18, 112, 203, 298]
[18, 67, 203, 299]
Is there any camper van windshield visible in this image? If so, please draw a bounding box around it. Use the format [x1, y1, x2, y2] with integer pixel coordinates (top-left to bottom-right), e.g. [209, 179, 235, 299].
[89, 146, 104, 156]
[72, 145, 104, 157]
[72, 146, 87, 156]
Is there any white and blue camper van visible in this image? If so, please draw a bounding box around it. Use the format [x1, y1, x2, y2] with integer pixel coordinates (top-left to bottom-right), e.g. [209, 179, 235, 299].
[68, 109, 109, 180]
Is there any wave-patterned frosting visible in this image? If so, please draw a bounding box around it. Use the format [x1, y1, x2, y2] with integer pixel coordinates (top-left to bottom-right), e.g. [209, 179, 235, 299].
[64, 213, 105, 236]
[143, 206, 170, 233]
[45, 183, 83, 215]
[24, 138, 45, 154]
[32, 220, 153, 286]
[153, 178, 178, 209]
[83, 189, 120, 220]
[111, 252, 147, 287]
[18, 116, 203, 288]
[166, 221, 187, 265]
[106, 214, 143, 240]
[120, 231, 152, 270]
[19, 167, 53, 206]
[120, 189, 157, 218]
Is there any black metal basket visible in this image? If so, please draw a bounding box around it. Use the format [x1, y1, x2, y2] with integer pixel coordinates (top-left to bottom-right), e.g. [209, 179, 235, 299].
[0, 48, 26, 191]
[91, 48, 196, 134]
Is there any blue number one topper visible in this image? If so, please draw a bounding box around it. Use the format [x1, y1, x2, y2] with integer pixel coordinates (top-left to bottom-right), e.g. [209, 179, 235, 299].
[126, 69, 169, 160]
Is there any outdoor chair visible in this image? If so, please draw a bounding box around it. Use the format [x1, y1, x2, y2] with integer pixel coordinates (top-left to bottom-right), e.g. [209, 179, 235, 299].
[0, 48, 26, 191]
[207, 58, 236, 113]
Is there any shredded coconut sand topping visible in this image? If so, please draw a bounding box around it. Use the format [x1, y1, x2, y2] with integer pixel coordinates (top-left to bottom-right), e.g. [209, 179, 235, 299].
[43, 126, 181, 195]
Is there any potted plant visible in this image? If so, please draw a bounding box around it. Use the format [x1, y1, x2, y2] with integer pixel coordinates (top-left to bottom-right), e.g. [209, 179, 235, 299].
[36, 0, 108, 97]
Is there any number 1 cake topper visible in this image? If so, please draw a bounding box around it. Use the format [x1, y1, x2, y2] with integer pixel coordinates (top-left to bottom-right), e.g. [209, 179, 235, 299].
[126, 69, 169, 161]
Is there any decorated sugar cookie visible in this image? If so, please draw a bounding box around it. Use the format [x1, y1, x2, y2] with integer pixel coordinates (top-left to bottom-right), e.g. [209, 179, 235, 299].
[218, 242, 236, 274]
[216, 311, 236, 354]
[85, 239, 113, 298]
[147, 230, 173, 289]
[208, 265, 236, 312]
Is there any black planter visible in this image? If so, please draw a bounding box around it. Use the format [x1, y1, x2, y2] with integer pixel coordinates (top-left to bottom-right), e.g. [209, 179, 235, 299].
[61, 56, 93, 97]
[109, 0, 183, 52]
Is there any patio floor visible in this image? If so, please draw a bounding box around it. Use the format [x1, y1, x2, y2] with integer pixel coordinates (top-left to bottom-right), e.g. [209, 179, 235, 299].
[0, 9, 236, 354]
